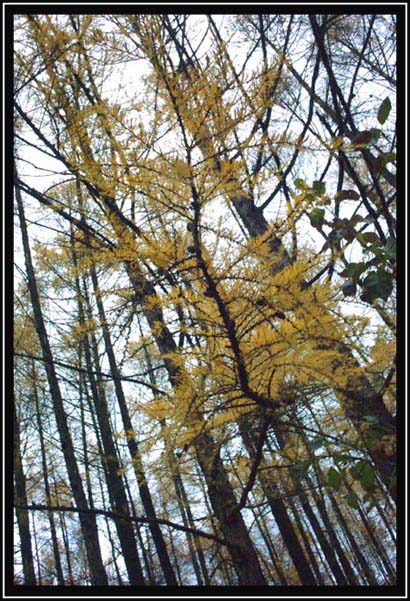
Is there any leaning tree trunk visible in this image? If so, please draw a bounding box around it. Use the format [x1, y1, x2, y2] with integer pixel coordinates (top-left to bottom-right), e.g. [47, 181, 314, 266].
[13, 406, 37, 585]
[237, 417, 317, 585]
[140, 331, 210, 586]
[271, 426, 356, 585]
[15, 174, 108, 586]
[135, 23, 396, 502]
[70, 225, 145, 586]
[32, 369, 65, 585]
[78, 182, 268, 585]
[87, 261, 177, 586]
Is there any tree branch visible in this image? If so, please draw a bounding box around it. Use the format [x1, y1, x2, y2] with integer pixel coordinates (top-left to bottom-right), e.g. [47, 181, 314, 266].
[15, 503, 228, 548]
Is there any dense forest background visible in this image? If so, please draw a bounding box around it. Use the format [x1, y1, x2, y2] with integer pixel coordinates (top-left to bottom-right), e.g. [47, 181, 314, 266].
[12, 12, 397, 588]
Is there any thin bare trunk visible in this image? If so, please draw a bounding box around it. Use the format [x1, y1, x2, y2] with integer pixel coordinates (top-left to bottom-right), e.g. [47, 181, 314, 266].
[15, 174, 108, 585]
[13, 408, 37, 585]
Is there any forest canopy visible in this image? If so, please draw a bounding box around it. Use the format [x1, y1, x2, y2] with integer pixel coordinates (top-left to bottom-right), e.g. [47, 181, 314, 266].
[12, 12, 397, 588]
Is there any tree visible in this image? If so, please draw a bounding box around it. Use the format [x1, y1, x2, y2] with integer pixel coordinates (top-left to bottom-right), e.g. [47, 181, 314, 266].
[12, 11, 397, 587]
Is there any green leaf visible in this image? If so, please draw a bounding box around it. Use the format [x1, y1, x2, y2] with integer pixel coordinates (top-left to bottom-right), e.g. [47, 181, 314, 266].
[351, 462, 375, 493]
[328, 467, 343, 490]
[347, 492, 359, 509]
[363, 415, 380, 423]
[289, 462, 310, 482]
[312, 180, 326, 194]
[370, 128, 382, 142]
[340, 262, 367, 283]
[383, 152, 396, 163]
[377, 97, 392, 125]
[362, 269, 394, 302]
[383, 237, 396, 260]
[360, 463, 376, 492]
[294, 178, 307, 190]
[374, 152, 397, 174]
[308, 208, 325, 228]
[357, 232, 381, 246]
[350, 460, 367, 482]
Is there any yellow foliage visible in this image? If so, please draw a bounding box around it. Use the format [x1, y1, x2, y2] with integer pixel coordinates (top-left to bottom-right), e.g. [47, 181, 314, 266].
[144, 397, 172, 421]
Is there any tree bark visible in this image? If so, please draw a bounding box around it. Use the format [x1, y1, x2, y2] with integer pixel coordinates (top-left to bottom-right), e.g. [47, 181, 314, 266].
[137, 19, 396, 502]
[13, 407, 37, 585]
[238, 417, 317, 585]
[15, 174, 108, 585]
[71, 228, 145, 585]
[32, 374, 65, 585]
[87, 263, 177, 586]
[78, 180, 268, 584]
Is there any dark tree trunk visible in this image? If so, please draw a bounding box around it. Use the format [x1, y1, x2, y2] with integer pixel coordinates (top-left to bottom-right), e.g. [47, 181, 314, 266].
[75, 180, 176, 586]
[15, 176, 108, 585]
[270, 428, 350, 585]
[238, 418, 317, 585]
[327, 488, 378, 584]
[87, 264, 177, 586]
[252, 509, 288, 585]
[13, 408, 37, 585]
[286, 496, 326, 585]
[120, 460, 158, 585]
[32, 376, 65, 585]
[70, 232, 145, 585]
[53, 476, 74, 585]
[141, 333, 210, 586]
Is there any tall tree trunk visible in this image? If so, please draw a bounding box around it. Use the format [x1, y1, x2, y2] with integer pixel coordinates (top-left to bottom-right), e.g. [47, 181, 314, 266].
[32, 374, 65, 585]
[304, 480, 358, 585]
[96, 476, 125, 585]
[52, 474, 74, 585]
[15, 175, 108, 585]
[121, 469, 157, 585]
[78, 371, 95, 509]
[238, 417, 317, 585]
[13, 407, 37, 585]
[31, 513, 42, 584]
[136, 22, 396, 502]
[194, 429, 268, 585]
[269, 428, 351, 585]
[70, 228, 145, 586]
[252, 509, 288, 585]
[80, 379, 126, 585]
[344, 482, 396, 583]
[140, 330, 210, 586]
[87, 264, 177, 586]
[285, 496, 325, 585]
[171, 466, 209, 586]
[327, 489, 378, 585]
[73, 177, 176, 585]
